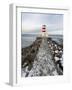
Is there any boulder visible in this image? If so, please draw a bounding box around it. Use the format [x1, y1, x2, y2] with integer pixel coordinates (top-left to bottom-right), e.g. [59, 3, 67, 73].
[54, 56, 59, 62]
[54, 50, 59, 53]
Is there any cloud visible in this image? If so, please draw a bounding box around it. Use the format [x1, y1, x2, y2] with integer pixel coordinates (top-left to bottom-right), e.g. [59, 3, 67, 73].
[22, 13, 63, 35]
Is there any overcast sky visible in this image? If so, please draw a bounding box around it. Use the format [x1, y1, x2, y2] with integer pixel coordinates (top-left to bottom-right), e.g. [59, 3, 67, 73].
[22, 13, 63, 35]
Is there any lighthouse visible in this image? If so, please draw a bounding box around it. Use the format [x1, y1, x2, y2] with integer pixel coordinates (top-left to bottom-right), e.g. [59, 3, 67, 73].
[41, 25, 48, 37]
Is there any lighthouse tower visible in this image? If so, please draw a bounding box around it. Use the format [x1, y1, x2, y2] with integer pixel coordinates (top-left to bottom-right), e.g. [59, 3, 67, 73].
[41, 25, 48, 37]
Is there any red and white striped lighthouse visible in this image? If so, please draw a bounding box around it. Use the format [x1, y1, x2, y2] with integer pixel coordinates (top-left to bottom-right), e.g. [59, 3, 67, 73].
[42, 25, 46, 32]
[41, 25, 48, 37]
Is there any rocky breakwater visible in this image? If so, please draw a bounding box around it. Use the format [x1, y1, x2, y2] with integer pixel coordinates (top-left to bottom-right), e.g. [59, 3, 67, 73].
[24, 37, 58, 77]
[22, 36, 62, 77]
[21, 37, 42, 77]
[47, 38, 63, 75]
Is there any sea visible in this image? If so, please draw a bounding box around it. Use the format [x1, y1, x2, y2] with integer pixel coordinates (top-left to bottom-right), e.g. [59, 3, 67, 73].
[21, 34, 63, 48]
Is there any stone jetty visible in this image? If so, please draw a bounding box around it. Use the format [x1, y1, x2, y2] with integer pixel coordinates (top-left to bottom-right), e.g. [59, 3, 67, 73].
[22, 37, 63, 77]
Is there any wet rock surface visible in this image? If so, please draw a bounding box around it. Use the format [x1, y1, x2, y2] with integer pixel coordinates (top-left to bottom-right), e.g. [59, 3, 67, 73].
[22, 37, 63, 77]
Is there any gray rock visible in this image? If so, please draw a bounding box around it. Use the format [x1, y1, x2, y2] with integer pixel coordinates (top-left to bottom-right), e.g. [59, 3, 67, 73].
[54, 56, 59, 62]
[54, 50, 59, 53]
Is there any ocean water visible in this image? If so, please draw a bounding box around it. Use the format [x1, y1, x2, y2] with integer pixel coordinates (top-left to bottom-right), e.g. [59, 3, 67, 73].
[49, 35, 63, 45]
[21, 34, 63, 48]
[21, 34, 37, 48]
